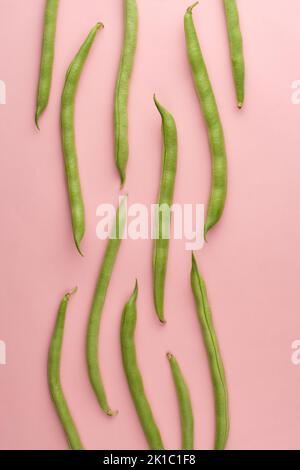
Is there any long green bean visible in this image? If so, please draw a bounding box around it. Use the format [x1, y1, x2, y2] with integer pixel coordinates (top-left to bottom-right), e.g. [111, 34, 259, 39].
[121, 282, 164, 450]
[191, 254, 229, 450]
[167, 353, 194, 450]
[114, 0, 138, 186]
[61, 23, 103, 256]
[86, 197, 126, 416]
[48, 288, 84, 450]
[223, 0, 245, 108]
[184, 3, 227, 240]
[153, 96, 177, 323]
[35, 0, 59, 128]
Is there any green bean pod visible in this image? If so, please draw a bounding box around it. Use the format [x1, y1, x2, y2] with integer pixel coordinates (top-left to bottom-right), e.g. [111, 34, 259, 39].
[167, 353, 194, 450]
[35, 0, 59, 129]
[114, 0, 138, 186]
[223, 0, 245, 108]
[48, 288, 84, 450]
[61, 23, 103, 256]
[191, 254, 229, 450]
[121, 282, 164, 450]
[86, 197, 126, 416]
[153, 96, 177, 323]
[184, 3, 227, 240]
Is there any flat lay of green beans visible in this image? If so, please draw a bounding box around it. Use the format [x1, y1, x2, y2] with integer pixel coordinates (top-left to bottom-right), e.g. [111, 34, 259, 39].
[191, 254, 229, 450]
[86, 197, 126, 416]
[167, 353, 194, 450]
[48, 288, 84, 450]
[114, 0, 138, 186]
[61, 23, 103, 256]
[184, 2, 228, 240]
[121, 282, 164, 450]
[223, 0, 245, 108]
[39, 0, 241, 451]
[153, 96, 177, 324]
[35, 0, 59, 129]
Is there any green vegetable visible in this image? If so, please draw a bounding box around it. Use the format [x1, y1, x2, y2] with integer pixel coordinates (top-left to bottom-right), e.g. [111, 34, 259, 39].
[48, 288, 84, 450]
[153, 96, 177, 323]
[114, 0, 138, 186]
[184, 3, 227, 240]
[167, 353, 194, 450]
[121, 282, 164, 450]
[191, 254, 229, 450]
[224, 0, 245, 108]
[35, 0, 59, 128]
[61, 23, 103, 255]
[86, 197, 126, 416]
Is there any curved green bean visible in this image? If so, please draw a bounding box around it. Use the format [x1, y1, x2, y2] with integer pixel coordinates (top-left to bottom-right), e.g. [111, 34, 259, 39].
[61, 23, 103, 256]
[167, 353, 194, 450]
[191, 254, 229, 450]
[35, 0, 59, 129]
[184, 3, 227, 240]
[153, 96, 177, 323]
[48, 288, 84, 450]
[224, 0, 245, 108]
[114, 0, 138, 186]
[121, 282, 164, 450]
[86, 197, 126, 416]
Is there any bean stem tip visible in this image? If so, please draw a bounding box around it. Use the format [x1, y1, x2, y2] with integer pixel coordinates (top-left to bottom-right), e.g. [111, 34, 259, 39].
[65, 286, 78, 301]
[107, 409, 118, 417]
[187, 2, 199, 14]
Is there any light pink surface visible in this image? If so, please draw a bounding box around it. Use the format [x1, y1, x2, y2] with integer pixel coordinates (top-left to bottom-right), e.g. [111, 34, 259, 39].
[0, 0, 300, 450]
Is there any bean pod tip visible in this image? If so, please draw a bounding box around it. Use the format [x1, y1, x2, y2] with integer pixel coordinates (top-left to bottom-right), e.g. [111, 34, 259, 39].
[75, 239, 84, 257]
[35, 111, 41, 130]
[153, 94, 164, 115]
[133, 280, 139, 300]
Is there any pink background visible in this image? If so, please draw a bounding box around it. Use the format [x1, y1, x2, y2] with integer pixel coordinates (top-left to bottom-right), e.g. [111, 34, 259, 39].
[0, 0, 300, 450]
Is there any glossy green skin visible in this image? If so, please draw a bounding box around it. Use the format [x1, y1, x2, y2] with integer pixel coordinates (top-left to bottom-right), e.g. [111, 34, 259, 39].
[114, 0, 138, 186]
[48, 289, 84, 450]
[167, 353, 194, 450]
[61, 23, 102, 256]
[224, 0, 245, 108]
[153, 96, 177, 323]
[184, 3, 227, 240]
[191, 254, 229, 450]
[121, 282, 164, 450]
[35, 0, 59, 128]
[86, 199, 126, 416]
